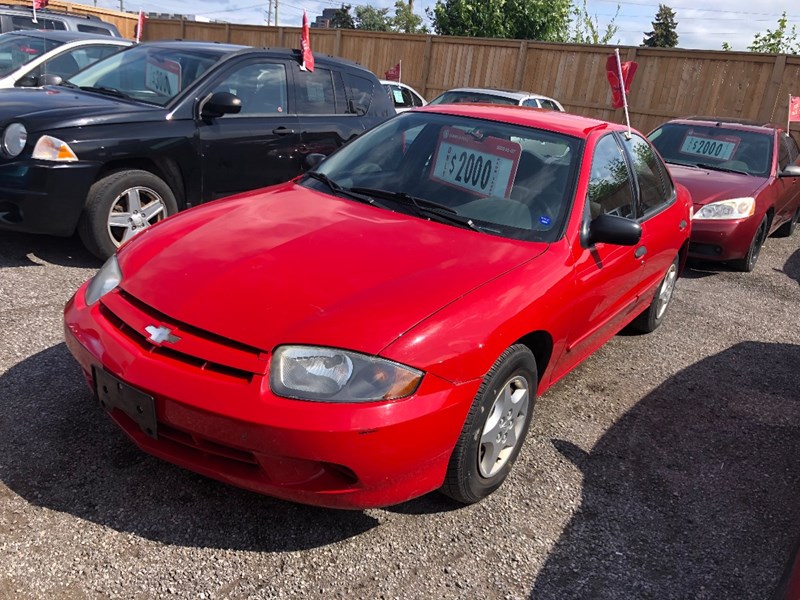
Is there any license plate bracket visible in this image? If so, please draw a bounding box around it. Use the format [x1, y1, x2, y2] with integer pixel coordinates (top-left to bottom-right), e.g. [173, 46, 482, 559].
[93, 366, 157, 439]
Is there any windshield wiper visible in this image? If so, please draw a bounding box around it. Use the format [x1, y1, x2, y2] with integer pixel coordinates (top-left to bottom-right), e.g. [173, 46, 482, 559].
[349, 187, 483, 231]
[304, 172, 376, 205]
[79, 85, 129, 100]
[58, 81, 79, 90]
[696, 162, 749, 175]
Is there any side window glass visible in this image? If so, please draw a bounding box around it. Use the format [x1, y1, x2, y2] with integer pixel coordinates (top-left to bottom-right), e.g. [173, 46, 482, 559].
[214, 62, 287, 117]
[522, 99, 538, 108]
[778, 135, 791, 170]
[625, 133, 672, 217]
[412, 90, 424, 107]
[77, 24, 112, 35]
[296, 67, 336, 115]
[343, 72, 374, 114]
[540, 100, 559, 111]
[588, 134, 634, 220]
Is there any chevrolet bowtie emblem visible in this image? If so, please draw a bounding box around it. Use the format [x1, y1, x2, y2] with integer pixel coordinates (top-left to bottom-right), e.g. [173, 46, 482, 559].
[144, 324, 181, 345]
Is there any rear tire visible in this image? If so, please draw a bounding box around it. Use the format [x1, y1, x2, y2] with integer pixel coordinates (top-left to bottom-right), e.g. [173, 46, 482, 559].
[440, 345, 537, 504]
[732, 215, 768, 272]
[78, 169, 178, 260]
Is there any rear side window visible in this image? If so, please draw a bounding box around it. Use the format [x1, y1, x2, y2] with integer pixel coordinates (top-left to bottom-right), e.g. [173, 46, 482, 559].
[344, 72, 374, 114]
[540, 99, 561, 111]
[296, 67, 336, 115]
[77, 24, 113, 35]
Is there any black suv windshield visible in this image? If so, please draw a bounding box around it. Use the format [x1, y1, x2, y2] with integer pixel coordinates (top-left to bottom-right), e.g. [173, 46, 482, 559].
[301, 111, 582, 243]
[0, 33, 62, 77]
[68, 45, 225, 106]
[648, 123, 773, 177]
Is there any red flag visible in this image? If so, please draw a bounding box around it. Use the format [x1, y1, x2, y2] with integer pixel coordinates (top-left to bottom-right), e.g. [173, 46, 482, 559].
[384, 62, 401, 82]
[33, 0, 48, 9]
[790, 96, 800, 123]
[135, 10, 147, 43]
[606, 54, 638, 110]
[300, 11, 314, 72]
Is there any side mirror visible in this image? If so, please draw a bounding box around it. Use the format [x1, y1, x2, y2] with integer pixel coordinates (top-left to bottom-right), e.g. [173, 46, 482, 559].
[16, 73, 62, 87]
[588, 213, 642, 246]
[199, 91, 242, 120]
[348, 98, 366, 116]
[304, 153, 326, 170]
[779, 164, 800, 177]
[15, 75, 37, 87]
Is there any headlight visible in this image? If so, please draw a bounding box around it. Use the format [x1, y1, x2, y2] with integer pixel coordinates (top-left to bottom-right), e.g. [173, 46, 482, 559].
[694, 197, 755, 220]
[270, 345, 423, 402]
[1, 123, 27, 157]
[85, 255, 122, 305]
[32, 135, 78, 161]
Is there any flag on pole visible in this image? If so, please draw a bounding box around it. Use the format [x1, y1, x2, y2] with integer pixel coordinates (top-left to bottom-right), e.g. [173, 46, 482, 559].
[32, 0, 48, 23]
[300, 11, 314, 72]
[135, 10, 147, 43]
[789, 95, 800, 127]
[385, 61, 401, 82]
[606, 53, 637, 110]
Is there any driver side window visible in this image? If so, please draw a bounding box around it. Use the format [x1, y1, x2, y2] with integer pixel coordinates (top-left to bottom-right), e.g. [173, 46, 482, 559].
[588, 134, 635, 220]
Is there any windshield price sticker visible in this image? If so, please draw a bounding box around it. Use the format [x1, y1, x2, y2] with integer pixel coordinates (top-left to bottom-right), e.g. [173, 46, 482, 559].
[431, 127, 521, 197]
[679, 132, 739, 161]
[145, 57, 182, 97]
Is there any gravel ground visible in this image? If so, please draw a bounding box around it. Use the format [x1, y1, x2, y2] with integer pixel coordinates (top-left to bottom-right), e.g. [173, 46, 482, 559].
[0, 229, 798, 600]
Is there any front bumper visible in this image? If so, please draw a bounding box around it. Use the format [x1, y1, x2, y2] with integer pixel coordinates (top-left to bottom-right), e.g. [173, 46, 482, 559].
[0, 160, 100, 236]
[64, 283, 480, 509]
[688, 212, 761, 262]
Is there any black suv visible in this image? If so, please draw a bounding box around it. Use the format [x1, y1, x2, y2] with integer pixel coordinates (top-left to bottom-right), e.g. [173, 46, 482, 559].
[0, 40, 394, 258]
[0, 5, 121, 36]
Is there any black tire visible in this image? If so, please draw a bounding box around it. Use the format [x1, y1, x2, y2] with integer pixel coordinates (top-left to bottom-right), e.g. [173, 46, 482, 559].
[440, 344, 537, 504]
[630, 254, 680, 334]
[78, 169, 178, 260]
[775, 207, 799, 238]
[732, 215, 768, 272]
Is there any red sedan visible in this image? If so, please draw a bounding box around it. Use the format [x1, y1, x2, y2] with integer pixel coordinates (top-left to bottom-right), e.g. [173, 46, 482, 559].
[64, 105, 692, 509]
[648, 118, 800, 272]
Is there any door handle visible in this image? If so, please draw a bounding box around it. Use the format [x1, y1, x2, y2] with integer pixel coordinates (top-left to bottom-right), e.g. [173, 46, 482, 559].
[273, 127, 295, 135]
[634, 246, 647, 259]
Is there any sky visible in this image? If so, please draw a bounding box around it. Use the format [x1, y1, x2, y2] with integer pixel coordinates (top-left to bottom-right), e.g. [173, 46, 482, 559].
[82, 0, 798, 52]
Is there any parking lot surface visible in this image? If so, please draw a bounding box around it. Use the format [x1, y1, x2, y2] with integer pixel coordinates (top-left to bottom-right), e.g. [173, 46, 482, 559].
[1, 230, 798, 600]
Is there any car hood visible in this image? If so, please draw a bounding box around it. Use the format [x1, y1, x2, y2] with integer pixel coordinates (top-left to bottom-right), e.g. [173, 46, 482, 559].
[116, 183, 546, 356]
[667, 164, 767, 205]
[0, 87, 160, 130]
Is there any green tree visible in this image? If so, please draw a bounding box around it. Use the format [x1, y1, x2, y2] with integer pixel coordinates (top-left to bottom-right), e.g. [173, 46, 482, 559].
[721, 42, 732, 51]
[570, 0, 619, 44]
[428, 0, 571, 41]
[747, 12, 799, 54]
[354, 5, 392, 31]
[642, 4, 678, 48]
[392, 0, 427, 34]
[330, 4, 355, 29]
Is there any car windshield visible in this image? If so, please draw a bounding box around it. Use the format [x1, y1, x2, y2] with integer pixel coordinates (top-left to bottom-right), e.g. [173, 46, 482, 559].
[67, 44, 225, 106]
[301, 111, 582, 242]
[0, 33, 63, 77]
[648, 123, 773, 177]
[430, 91, 518, 106]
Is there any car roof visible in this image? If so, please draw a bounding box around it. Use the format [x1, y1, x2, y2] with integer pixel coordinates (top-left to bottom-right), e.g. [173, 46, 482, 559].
[664, 116, 782, 134]
[1, 30, 126, 42]
[416, 103, 619, 137]
[441, 87, 557, 101]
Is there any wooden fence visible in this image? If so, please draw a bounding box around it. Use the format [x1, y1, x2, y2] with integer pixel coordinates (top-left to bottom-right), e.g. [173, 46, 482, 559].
[4, 0, 800, 134]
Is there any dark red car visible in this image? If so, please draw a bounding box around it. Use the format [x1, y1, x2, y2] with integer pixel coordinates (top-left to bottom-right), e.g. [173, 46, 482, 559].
[648, 118, 800, 271]
[64, 106, 692, 509]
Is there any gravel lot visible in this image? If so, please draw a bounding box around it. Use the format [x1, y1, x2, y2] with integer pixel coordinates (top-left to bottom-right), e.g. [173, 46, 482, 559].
[1, 229, 798, 600]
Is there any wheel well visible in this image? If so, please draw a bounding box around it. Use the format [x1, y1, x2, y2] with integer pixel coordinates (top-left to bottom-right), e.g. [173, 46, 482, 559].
[765, 207, 775, 230]
[95, 158, 186, 208]
[678, 239, 690, 274]
[515, 330, 553, 386]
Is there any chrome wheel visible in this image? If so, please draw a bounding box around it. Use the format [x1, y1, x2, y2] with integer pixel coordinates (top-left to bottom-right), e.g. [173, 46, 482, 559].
[478, 374, 530, 478]
[107, 186, 167, 247]
[655, 261, 678, 320]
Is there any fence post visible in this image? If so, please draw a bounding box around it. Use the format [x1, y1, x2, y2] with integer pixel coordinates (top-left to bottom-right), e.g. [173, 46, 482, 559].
[757, 54, 787, 123]
[420, 35, 433, 98]
[334, 29, 342, 56]
[513, 40, 528, 89]
[225, 22, 231, 43]
[180, 17, 186, 39]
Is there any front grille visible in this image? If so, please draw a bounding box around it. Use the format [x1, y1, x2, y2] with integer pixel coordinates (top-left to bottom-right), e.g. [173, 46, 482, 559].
[99, 289, 268, 382]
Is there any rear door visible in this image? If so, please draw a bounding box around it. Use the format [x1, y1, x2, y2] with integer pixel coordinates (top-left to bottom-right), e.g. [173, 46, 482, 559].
[197, 56, 302, 201]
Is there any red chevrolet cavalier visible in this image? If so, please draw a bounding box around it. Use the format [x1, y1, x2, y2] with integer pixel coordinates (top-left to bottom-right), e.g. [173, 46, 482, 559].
[64, 106, 692, 509]
[648, 118, 800, 271]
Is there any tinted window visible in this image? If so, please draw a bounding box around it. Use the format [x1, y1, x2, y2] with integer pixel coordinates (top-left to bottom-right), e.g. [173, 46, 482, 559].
[344, 72, 374, 114]
[624, 134, 673, 216]
[540, 99, 561, 111]
[214, 61, 288, 116]
[295, 67, 336, 115]
[785, 133, 800, 164]
[588, 134, 634, 220]
[411, 89, 424, 107]
[77, 24, 113, 35]
[12, 15, 66, 30]
[522, 99, 538, 108]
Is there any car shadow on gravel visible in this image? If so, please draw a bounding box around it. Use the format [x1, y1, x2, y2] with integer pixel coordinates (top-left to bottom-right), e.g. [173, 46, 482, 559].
[0, 232, 101, 269]
[781, 248, 800, 285]
[531, 341, 800, 599]
[0, 344, 378, 551]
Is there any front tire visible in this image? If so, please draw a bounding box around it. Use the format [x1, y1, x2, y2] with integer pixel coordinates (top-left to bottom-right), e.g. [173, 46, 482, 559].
[732, 215, 768, 272]
[440, 345, 537, 504]
[78, 169, 178, 260]
[630, 254, 679, 333]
